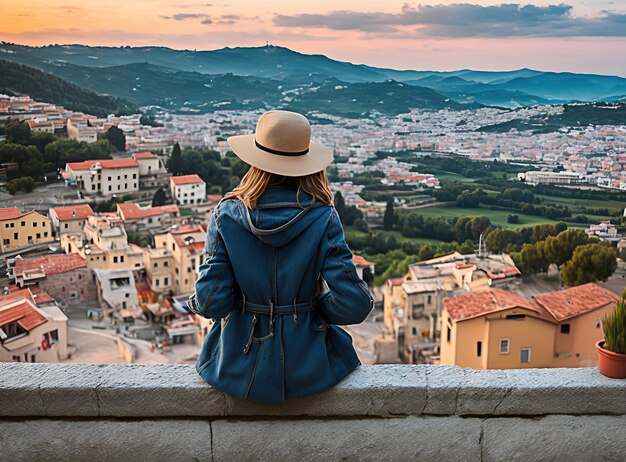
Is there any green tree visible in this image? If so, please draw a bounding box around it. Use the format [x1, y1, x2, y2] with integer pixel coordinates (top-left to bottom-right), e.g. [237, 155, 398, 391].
[383, 199, 394, 230]
[507, 214, 520, 224]
[6, 176, 35, 194]
[545, 229, 591, 267]
[354, 218, 369, 233]
[152, 188, 166, 207]
[334, 191, 346, 218]
[518, 242, 548, 274]
[485, 228, 520, 253]
[3, 119, 31, 145]
[418, 244, 435, 261]
[104, 126, 126, 151]
[170, 142, 182, 175]
[560, 243, 617, 287]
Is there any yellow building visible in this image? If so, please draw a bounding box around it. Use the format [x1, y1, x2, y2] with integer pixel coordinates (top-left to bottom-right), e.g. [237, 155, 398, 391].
[440, 283, 620, 370]
[0, 207, 53, 254]
[534, 284, 619, 368]
[61, 214, 143, 271]
[148, 224, 207, 295]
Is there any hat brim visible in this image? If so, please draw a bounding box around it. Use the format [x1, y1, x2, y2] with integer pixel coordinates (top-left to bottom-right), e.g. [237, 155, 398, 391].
[227, 134, 333, 177]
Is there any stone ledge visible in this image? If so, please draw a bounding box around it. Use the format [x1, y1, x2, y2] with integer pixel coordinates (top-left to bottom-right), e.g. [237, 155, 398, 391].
[1, 363, 625, 418]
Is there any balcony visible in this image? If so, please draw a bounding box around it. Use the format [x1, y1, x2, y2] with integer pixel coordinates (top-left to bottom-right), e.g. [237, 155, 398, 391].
[1, 363, 625, 460]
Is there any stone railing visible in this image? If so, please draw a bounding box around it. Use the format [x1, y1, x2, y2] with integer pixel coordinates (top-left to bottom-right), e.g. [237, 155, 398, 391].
[1, 363, 625, 461]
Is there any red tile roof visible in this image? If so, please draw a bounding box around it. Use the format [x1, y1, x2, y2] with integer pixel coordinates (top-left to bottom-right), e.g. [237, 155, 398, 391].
[66, 159, 138, 170]
[14, 254, 87, 276]
[0, 299, 47, 332]
[0, 207, 23, 221]
[388, 277, 405, 286]
[169, 224, 205, 235]
[353, 255, 375, 267]
[2, 287, 55, 306]
[51, 204, 93, 221]
[170, 174, 203, 185]
[117, 203, 179, 220]
[132, 152, 156, 159]
[445, 288, 543, 322]
[533, 283, 620, 321]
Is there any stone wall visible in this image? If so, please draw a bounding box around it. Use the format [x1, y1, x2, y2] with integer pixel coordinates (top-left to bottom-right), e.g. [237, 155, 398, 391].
[1, 363, 625, 461]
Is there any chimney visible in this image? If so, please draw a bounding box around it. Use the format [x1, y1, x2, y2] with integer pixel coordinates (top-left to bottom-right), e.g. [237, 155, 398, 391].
[72, 209, 76, 218]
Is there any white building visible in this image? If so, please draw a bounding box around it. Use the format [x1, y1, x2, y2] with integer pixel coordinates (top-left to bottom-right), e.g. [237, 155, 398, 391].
[92, 268, 141, 320]
[67, 117, 97, 143]
[64, 159, 139, 197]
[169, 175, 206, 206]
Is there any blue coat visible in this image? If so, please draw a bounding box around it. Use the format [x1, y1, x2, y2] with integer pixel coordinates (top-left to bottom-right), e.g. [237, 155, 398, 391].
[188, 184, 373, 403]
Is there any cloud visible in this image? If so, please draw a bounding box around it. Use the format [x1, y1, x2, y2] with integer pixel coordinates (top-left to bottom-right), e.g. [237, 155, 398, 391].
[273, 3, 626, 37]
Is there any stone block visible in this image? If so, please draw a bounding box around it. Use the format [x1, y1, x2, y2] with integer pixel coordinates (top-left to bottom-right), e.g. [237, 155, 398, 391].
[213, 416, 482, 462]
[482, 415, 626, 462]
[0, 419, 212, 462]
[455, 368, 511, 415]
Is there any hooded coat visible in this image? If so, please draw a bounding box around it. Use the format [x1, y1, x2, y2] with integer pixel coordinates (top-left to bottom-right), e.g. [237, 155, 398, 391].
[188, 183, 373, 403]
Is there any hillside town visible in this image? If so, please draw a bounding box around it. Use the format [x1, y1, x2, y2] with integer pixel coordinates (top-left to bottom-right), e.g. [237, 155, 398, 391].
[0, 92, 625, 368]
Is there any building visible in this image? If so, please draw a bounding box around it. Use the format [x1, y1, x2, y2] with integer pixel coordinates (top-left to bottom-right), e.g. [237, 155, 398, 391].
[440, 283, 619, 369]
[67, 117, 97, 143]
[146, 224, 207, 295]
[534, 283, 619, 368]
[11, 254, 96, 307]
[0, 288, 68, 363]
[382, 251, 521, 363]
[61, 214, 144, 271]
[131, 152, 168, 192]
[49, 204, 93, 237]
[585, 221, 621, 243]
[64, 159, 139, 197]
[353, 255, 375, 280]
[520, 170, 583, 186]
[440, 288, 556, 369]
[116, 203, 179, 232]
[169, 175, 206, 206]
[92, 268, 141, 320]
[0, 207, 53, 254]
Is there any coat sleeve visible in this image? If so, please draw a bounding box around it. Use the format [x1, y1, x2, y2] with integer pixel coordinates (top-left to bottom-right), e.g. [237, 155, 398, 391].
[317, 207, 374, 325]
[188, 204, 236, 319]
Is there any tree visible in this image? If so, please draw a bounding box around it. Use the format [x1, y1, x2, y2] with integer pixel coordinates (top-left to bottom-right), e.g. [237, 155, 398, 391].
[418, 244, 435, 261]
[507, 214, 520, 224]
[170, 142, 182, 175]
[6, 176, 35, 194]
[485, 228, 520, 253]
[354, 218, 369, 233]
[152, 188, 166, 207]
[560, 243, 617, 287]
[334, 191, 346, 218]
[104, 126, 126, 151]
[383, 199, 394, 230]
[544, 229, 590, 267]
[3, 119, 31, 145]
[518, 243, 548, 274]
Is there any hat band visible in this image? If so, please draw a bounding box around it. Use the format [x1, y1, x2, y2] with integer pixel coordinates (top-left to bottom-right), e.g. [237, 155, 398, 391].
[254, 139, 309, 157]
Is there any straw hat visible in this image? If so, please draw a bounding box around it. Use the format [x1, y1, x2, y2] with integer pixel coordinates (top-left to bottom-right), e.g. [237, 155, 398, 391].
[228, 110, 333, 177]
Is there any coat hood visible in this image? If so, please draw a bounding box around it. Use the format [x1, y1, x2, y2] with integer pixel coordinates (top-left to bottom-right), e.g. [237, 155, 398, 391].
[233, 185, 331, 248]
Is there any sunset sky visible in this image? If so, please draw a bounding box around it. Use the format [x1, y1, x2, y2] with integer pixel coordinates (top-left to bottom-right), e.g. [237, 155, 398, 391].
[2, 1, 626, 75]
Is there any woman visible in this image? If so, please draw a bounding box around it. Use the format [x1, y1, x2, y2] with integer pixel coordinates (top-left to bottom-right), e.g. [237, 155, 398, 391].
[188, 110, 373, 403]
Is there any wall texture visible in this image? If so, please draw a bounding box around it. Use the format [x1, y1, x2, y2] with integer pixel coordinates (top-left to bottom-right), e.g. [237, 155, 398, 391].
[1, 363, 625, 461]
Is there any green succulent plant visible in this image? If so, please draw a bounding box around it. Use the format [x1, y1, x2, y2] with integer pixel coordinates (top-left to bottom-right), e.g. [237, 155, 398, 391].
[602, 290, 626, 355]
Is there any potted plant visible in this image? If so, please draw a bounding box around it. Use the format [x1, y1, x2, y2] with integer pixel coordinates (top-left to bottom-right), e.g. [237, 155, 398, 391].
[596, 291, 626, 379]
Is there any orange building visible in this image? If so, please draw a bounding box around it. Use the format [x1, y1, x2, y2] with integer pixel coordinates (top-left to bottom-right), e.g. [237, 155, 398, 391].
[440, 283, 619, 369]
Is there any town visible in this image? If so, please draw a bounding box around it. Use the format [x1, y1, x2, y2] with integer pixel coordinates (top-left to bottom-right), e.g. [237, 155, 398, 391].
[0, 93, 625, 369]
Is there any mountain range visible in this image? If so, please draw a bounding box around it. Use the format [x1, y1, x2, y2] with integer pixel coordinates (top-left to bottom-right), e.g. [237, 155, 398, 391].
[1, 42, 626, 116]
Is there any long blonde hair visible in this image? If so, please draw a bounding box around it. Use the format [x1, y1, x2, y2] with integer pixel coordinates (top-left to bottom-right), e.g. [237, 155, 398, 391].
[224, 166, 333, 209]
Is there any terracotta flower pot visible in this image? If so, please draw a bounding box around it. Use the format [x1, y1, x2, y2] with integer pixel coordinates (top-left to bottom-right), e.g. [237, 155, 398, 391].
[596, 340, 626, 379]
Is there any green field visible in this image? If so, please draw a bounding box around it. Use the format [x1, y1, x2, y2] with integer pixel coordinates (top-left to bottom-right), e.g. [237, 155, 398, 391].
[537, 195, 625, 214]
[344, 226, 443, 246]
[398, 204, 562, 228]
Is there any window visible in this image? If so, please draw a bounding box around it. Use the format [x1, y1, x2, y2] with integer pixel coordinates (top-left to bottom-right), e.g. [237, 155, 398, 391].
[561, 324, 570, 334]
[14, 233, 19, 240]
[3, 239, 9, 245]
[36, 233, 41, 239]
[44, 232, 48, 237]
[109, 186, 112, 191]
[412, 327, 417, 336]
[64, 223, 69, 229]
[506, 314, 526, 320]
[477, 341, 482, 357]
[446, 326, 451, 342]
[113, 256, 118, 263]
[521, 348, 531, 363]
[427, 295, 432, 305]
[596, 319, 601, 328]
[120, 255, 124, 263]
[117, 185, 121, 190]
[33, 222, 38, 227]
[10, 223, 14, 228]
[21, 221, 25, 227]
[164, 261, 169, 267]
[124, 174, 128, 179]
[155, 279, 160, 287]
[108, 176, 111, 181]
[132, 173, 137, 179]
[164, 277, 169, 285]
[499, 338, 510, 354]
[153, 262, 158, 268]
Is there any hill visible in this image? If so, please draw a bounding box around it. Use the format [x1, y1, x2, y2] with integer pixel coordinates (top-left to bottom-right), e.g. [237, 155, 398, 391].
[0, 59, 137, 117]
